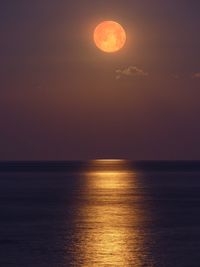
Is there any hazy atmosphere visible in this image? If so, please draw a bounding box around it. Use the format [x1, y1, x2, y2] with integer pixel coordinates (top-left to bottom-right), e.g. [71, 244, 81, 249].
[1, 0, 200, 160]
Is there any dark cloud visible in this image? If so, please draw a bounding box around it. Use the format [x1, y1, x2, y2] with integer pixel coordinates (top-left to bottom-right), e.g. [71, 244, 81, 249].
[116, 66, 148, 80]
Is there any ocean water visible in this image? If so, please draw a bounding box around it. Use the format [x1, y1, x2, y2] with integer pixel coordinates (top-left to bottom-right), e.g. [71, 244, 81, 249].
[0, 160, 200, 266]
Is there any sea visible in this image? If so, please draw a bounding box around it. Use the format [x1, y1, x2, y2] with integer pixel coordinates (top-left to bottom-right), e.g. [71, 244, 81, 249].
[0, 160, 200, 267]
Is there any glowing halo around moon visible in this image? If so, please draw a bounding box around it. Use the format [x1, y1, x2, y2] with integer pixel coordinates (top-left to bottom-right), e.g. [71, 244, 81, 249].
[93, 21, 126, 53]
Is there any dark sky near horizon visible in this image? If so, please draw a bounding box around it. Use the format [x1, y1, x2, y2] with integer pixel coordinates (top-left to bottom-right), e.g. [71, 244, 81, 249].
[0, 0, 200, 160]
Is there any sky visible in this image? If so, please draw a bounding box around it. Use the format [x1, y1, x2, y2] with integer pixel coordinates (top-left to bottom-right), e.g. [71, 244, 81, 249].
[0, 0, 200, 160]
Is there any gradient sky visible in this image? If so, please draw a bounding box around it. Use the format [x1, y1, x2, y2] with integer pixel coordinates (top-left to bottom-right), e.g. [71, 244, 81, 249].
[0, 0, 200, 160]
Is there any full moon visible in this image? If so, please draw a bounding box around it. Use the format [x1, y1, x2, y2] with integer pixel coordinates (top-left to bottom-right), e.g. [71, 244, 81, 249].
[93, 21, 126, 53]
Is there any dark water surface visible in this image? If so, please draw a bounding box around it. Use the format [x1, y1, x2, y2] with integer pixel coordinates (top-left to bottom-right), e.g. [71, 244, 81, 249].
[0, 160, 200, 266]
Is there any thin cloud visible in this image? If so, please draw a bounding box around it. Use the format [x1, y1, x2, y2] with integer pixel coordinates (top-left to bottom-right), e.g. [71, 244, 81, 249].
[116, 66, 148, 80]
[172, 74, 180, 80]
[34, 84, 42, 89]
[192, 72, 200, 79]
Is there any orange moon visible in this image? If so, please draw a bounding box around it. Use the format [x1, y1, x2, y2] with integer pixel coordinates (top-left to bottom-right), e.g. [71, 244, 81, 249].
[93, 21, 126, 53]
